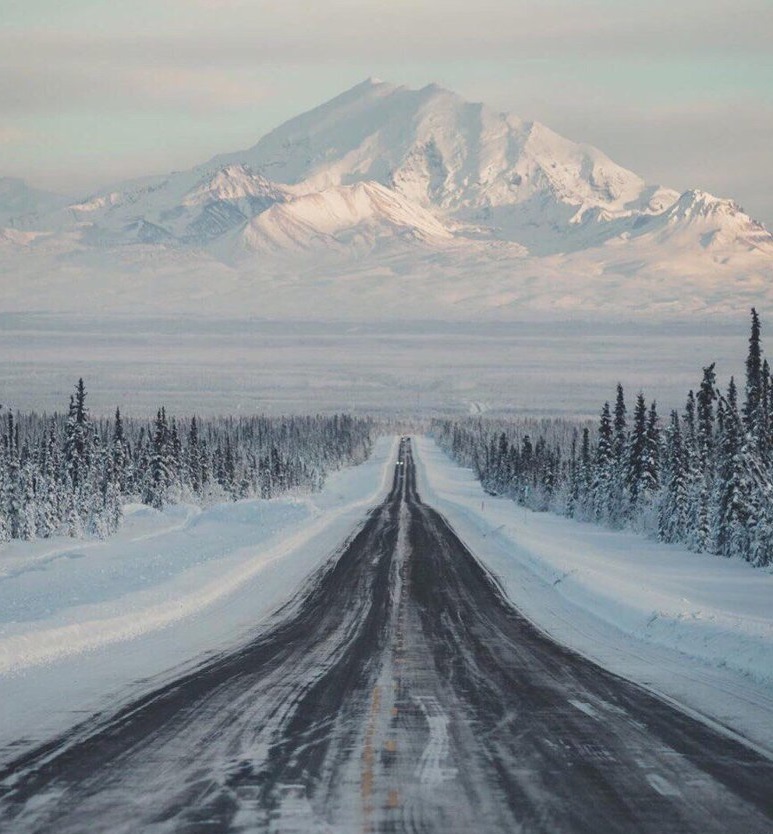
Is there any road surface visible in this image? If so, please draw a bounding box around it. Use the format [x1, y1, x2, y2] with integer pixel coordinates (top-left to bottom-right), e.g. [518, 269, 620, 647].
[1, 438, 772, 832]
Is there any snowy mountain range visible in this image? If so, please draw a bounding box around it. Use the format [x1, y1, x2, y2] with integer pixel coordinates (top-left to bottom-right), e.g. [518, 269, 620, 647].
[2, 79, 772, 319]
[0, 177, 70, 228]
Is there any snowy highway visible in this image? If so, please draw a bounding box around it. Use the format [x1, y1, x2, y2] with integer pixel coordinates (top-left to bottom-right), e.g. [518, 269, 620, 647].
[1, 438, 772, 833]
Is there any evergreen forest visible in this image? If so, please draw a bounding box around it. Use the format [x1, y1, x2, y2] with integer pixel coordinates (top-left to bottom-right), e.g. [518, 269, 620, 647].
[433, 309, 773, 567]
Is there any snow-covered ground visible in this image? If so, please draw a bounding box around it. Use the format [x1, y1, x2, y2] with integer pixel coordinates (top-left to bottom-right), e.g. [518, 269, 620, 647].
[4, 434, 772, 764]
[0, 436, 397, 754]
[0, 314, 750, 418]
[413, 436, 773, 755]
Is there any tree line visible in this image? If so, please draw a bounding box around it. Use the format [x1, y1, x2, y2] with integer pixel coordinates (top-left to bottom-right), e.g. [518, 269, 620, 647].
[0, 382, 373, 542]
[433, 309, 773, 567]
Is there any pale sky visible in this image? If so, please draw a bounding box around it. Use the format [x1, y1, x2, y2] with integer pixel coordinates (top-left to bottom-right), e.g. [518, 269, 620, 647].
[2, 0, 772, 225]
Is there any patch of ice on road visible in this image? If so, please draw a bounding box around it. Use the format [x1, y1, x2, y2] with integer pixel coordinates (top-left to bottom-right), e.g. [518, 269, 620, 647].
[645, 773, 682, 798]
[414, 696, 457, 785]
[568, 699, 599, 719]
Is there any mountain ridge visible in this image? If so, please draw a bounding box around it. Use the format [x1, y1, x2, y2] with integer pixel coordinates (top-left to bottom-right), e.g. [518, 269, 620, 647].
[1, 79, 771, 319]
[0, 177, 71, 228]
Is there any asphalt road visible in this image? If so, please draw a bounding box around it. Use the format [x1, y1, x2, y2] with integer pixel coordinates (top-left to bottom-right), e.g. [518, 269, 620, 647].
[1, 438, 772, 833]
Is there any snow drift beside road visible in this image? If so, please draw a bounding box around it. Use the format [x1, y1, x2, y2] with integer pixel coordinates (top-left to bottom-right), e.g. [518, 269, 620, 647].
[0, 436, 396, 676]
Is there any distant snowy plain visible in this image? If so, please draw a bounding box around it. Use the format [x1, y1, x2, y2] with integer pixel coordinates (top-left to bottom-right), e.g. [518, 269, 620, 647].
[0, 314, 750, 418]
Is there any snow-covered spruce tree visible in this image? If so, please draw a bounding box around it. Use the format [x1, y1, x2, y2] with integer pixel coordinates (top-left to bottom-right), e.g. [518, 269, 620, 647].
[576, 427, 592, 517]
[644, 402, 660, 492]
[592, 402, 614, 523]
[494, 432, 510, 496]
[659, 410, 688, 543]
[637, 400, 661, 529]
[144, 408, 172, 510]
[519, 434, 533, 504]
[64, 379, 90, 491]
[744, 308, 764, 443]
[697, 364, 717, 471]
[18, 448, 38, 541]
[111, 407, 130, 496]
[184, 415, 203, 495]
[0, 467, 9, 543]
[766, 361, 773, 458]
[760, 357, 771, 461]
[609, 383, 628, 525]
[35, 420, 60, 539]
[618, 393, 661, 531]
[3, 411, 23, 540]
[566, 430, 579, 518]
[692, 364, 717, 551]
[713, 379, 750, 559]
[132, 427, 151, 498]
[563, 429, 582, 518]
[625, 393, 648, 516]
[718, 375, 773, 566]
[678, 389, 705, 551]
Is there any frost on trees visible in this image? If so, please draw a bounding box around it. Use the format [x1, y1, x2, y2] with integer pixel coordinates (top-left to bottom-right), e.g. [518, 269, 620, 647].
[0, 383, 373, 543]
[434, 308, 773, 568]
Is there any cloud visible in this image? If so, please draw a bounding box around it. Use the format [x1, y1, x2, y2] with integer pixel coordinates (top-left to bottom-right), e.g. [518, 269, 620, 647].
[1, 0, 769, 117]
[3, 0, 772, 72]
[165, 0, 772, 58]
[0, 61, 269, 116]
[0, 126, 28, 144]
[125, 67, 269, 111]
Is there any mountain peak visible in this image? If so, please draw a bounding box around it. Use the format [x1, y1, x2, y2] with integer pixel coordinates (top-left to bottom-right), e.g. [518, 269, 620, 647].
[0, 177, 70, 226]
[670, 189, 745, 222]
[206, 79, 651, 224]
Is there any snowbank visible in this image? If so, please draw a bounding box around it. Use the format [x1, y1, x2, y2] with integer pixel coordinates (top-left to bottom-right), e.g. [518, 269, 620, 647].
[413, 436, 773, 754]
[0, 436, 397, 751]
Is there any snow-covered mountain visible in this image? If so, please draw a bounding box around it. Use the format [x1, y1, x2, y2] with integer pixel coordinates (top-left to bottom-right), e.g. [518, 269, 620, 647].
[213, 79, 661, 222]
[232, 180, 456, 257]
[636, 189, 773, 252]
[0, 177, 70, 227]
[1, 79, 771, 319]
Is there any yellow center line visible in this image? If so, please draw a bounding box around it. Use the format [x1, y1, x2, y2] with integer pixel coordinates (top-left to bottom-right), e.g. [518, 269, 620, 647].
[361, 685, 381, 830]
